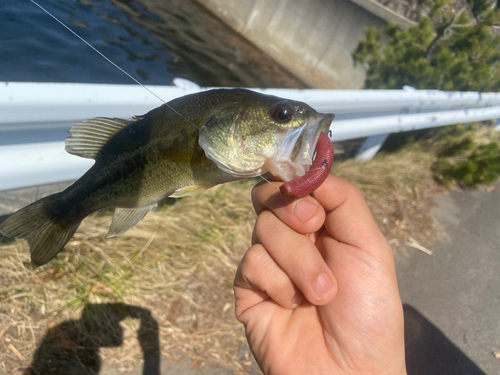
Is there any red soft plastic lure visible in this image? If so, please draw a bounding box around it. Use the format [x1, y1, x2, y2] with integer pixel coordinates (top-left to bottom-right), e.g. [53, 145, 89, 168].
[280, 132, 333, 199]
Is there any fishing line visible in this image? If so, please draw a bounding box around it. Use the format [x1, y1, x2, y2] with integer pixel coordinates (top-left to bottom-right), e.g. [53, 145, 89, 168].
[258, 175, 281, 189]
[30, 0, 202, 131]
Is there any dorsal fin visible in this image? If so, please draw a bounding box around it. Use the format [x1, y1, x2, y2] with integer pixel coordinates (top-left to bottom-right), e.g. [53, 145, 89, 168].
[65, 117, 131, 159]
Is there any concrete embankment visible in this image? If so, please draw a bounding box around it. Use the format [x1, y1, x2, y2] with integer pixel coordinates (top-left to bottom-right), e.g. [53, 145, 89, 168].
[195, 0, 414, 89]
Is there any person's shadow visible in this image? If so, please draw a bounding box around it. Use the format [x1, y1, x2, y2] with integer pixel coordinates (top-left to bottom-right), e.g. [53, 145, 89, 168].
[24, 302, 159, 375]
[404, 304, 486, 375]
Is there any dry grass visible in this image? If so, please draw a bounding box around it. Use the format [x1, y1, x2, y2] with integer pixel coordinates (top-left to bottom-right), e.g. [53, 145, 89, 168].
[334, 145, 444, 251]
[1, 180, 257, 374]
[0, 144, 443, 374]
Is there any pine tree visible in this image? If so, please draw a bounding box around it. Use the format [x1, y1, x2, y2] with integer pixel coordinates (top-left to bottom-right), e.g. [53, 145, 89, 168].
[353, 0, 500, 91]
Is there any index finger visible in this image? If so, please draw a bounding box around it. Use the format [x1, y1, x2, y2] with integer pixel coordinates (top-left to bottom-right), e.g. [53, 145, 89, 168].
[313, 175, 390, 256]
[251, 180, 326, 235]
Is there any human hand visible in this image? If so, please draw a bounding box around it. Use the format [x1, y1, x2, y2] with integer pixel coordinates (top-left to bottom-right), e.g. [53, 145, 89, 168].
[234, 175, 406, 375]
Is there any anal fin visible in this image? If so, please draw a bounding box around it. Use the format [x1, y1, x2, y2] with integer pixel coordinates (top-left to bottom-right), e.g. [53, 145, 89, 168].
[107, 205, 157, 238]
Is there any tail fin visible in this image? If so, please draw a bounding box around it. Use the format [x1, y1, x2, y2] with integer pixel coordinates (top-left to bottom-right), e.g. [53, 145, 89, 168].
[0, 197, 81, 267]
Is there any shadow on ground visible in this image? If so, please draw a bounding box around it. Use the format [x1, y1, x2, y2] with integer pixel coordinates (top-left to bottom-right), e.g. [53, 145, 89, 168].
[24, 303, 159, 375]
[21, 301, 486, 374]
[404, 304, 485, 375]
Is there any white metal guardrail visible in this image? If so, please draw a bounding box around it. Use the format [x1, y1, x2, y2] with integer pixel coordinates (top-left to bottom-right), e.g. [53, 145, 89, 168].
[1, 81, 500, 191]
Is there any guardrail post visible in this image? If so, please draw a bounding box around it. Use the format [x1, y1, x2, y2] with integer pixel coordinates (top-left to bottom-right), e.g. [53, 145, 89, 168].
[355, 134, 389, 160]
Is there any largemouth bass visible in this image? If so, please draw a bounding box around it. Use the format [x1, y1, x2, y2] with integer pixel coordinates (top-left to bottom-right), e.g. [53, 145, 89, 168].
[0, 88, 334, 267]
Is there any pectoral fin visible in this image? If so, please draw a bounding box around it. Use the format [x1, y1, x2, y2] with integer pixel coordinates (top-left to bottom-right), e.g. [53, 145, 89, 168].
[107, 205, 157, 238]
[169, 183, 214, 198]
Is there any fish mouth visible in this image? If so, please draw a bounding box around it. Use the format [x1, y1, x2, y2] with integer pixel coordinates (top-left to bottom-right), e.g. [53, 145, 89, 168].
[266, 113, 335, 182]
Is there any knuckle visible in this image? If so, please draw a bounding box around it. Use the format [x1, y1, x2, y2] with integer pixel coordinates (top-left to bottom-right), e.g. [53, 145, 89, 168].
[250, 184, 261, 208]
[242, 244, 266, 269]
[250, 180, 272, 211]
[251, 180, 265, 197]
[340, 180, 365, 203]
[345, 181, 363, 197]
[254, 210, 277, 234]
[271, 271, 293, 296]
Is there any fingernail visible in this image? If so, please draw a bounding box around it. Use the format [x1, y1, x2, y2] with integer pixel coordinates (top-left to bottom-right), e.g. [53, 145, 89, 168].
[315, 273, 333, 297]
[293, 199, 318, 223]
[292, 293, 303, 308]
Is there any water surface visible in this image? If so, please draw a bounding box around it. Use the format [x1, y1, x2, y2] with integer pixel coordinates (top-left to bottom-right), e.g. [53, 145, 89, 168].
[0, 0, 302, 88]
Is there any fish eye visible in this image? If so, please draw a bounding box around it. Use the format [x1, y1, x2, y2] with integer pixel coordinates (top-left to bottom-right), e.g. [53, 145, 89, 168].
[271, 105, 293, 123]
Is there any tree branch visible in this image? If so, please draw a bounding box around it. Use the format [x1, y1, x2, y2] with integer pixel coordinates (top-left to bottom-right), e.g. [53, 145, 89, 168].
[425, 7, 467, 59]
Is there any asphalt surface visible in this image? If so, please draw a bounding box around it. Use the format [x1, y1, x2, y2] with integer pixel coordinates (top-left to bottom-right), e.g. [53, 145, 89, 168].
[0, 181, 73, 216]
[396, 181, 500, 375]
